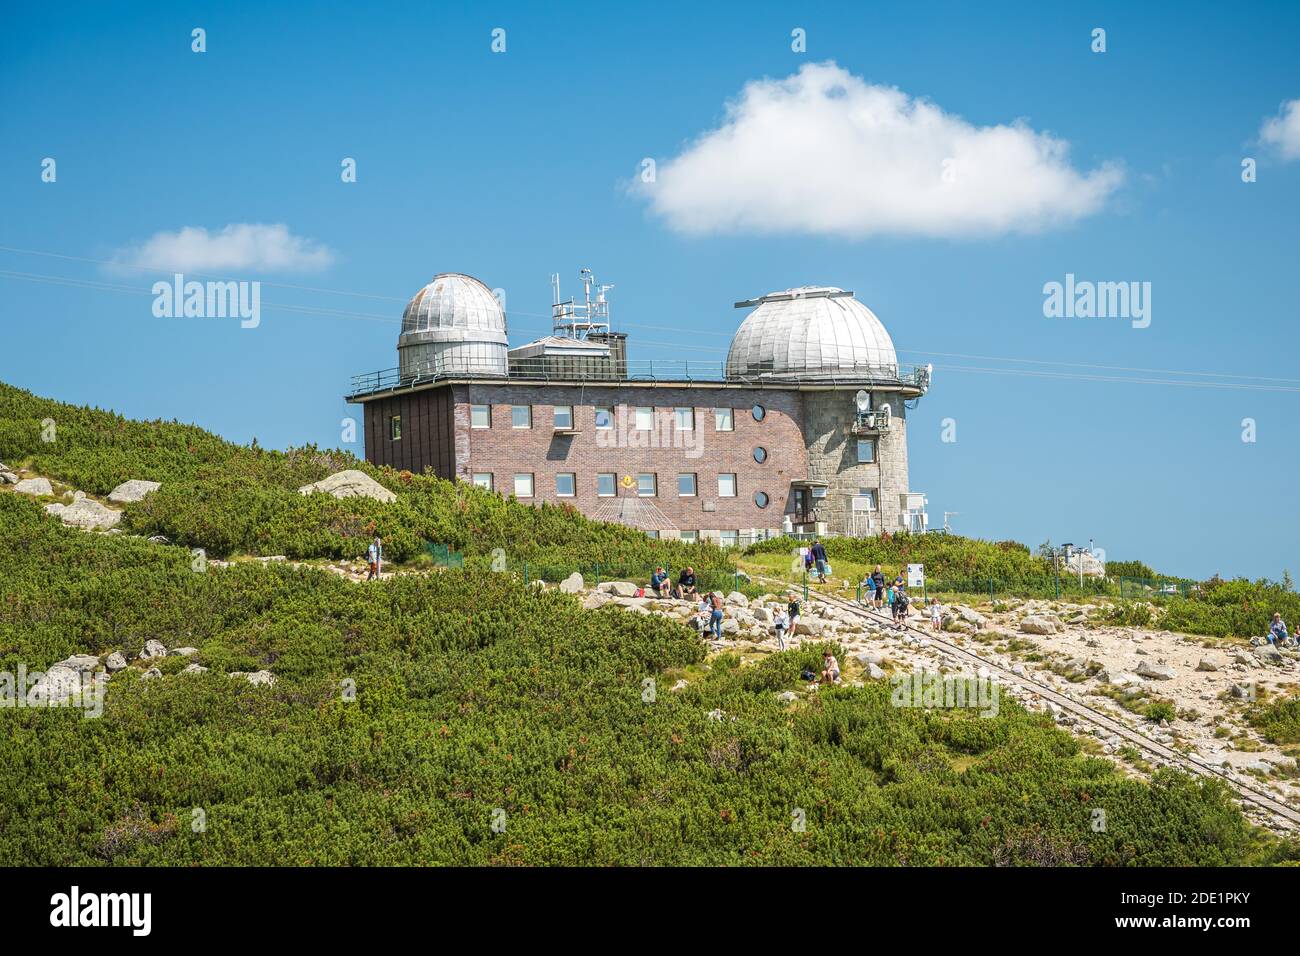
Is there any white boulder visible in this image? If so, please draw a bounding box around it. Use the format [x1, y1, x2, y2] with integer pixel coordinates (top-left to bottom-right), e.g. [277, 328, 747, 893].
[13, 477, 52, 496]
[297, 469, 396, 503]
[107, 479, 161, 503]
[559, 572, 584, 593]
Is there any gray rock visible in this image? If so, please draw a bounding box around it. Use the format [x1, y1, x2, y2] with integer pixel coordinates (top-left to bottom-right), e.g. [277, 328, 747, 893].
[297, 469, 396, 503]
[107, 479, 161, 503]
[1101, 670, 1143, 688]
[235, 670, 276, 687]
[1196, 658, 1219, 672]
[0, 471, 18, 484]
[13, 477, 52, 496]
[46, 497, 120, 530]
[670, 679, 688, 692]
[104, 652, 128, 673]
[954, 605, 987, 628]
[854, 651, 886, 666]
[1255, 645, 1284, 665]
[751, 606, 771, 623]
[181, 663, 209, 675]
[141, 639, 167, 660]
[170, 647, 200, 658]
[1233, 651, 1255, 666]
[558, 571, 584, 594]
[26, 665, 83, 705]
[1136, 660, 1176, 680]
[726, 591, 750, 607]
[1020, 616, 1058, 635]
[142, 667, 163, 680]
[866, 662, 886, 680]
[147, 535, 170, 545]
[601, 581, 640, 597]
[54, 654, 101, 673]
[776, 692, 798, 703]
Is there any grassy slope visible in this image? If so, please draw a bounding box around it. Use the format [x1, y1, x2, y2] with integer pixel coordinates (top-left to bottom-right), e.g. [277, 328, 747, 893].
[0, 493, 1284, 865]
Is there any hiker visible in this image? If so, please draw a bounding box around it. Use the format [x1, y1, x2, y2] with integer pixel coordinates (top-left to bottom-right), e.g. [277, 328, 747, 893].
[820, 650, 841, 685]
[870, 565, 886, 609]
[810, 539, 828, 584]
[787, 593, 802, 640]
[773, 605, 790, 651]
[1269, 612, 1290, 645]
[650, 566, 669, 598]
[708, 592, 725, 640]
[367, 535, 383, 580]
[929, 597, 944, 633]
[893, 585, 911, 631]
[885, 581, 895, 617]
[674, 566, 698, 600]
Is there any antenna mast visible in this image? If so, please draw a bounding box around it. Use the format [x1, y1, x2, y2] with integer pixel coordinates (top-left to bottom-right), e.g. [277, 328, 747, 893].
[551, 267, 613, 340]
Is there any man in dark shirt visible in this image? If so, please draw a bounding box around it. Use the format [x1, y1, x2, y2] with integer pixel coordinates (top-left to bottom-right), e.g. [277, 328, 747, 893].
[810, 540, 828, 583]
[870, 565, 886, 610]
[674, 567, 698, 600]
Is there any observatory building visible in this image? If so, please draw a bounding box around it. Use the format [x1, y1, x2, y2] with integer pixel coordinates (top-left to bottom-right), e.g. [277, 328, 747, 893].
[345, 270, 932, 543]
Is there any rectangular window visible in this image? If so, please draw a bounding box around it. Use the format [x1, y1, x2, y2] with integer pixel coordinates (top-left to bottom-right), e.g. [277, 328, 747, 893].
[594, 405, 613, 430]
[556, 473, 576, 497]
[553, 405, 573, 430]
[471, 404, 491, 429]
[513, 473, 534, 498]
[677, 473, 697, 497]
[596, 473, 616, 497]
[856, 438, 876, 463]
[714, 407, 734, 431]
[680, 531, 698, 544]
[852, 489, 877, 511]
[634, 406, 654, 431]
[720, 530, 739, 548]
[718, 473, 737, 497]
[636, 473, 656, 497]
[512, 405, 532, 429]
[646, 530, 659, 540]
[472, 473, 493, 491]
[389, 415, 402, 440]
[674, 407, 694, 431]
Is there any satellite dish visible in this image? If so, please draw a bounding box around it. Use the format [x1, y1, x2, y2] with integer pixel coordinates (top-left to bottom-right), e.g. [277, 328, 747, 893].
[854, 389, 870, 412]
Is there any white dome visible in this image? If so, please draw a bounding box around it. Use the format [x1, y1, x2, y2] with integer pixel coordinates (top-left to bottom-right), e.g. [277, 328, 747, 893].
[397, 273, 509, 378]
[726, 287, 898, 381]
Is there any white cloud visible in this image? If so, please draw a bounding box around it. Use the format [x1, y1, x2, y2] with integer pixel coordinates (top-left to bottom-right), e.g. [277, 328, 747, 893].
[109, 223, 334, 273]
[635, 62, 1123, 239]
[1260, 99, 1300, 160]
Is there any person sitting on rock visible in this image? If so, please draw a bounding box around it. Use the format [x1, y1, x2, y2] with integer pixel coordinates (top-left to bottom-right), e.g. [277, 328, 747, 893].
[650, 566, 669, 597]
[1269, 612, 1289, 645]
[674, 567, 698, 600]
[820, 650, 841, 685]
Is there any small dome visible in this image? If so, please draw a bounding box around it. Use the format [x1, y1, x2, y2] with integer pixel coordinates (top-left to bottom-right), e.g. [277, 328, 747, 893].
[726, 287, 898, 381]
[398, 273, 509, 378]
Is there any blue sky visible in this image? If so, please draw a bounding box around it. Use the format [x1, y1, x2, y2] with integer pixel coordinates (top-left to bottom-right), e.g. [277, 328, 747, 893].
[2, 0, 1298, 580]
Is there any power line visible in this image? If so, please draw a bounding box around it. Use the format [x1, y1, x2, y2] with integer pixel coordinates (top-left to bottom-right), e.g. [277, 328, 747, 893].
[2, 255, 1298, 395]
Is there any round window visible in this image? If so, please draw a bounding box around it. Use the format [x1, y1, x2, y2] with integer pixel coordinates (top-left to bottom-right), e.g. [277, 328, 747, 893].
[752, 404, 766, 421]
[754, 491, 769, 509]
[753, 446, 767, 464]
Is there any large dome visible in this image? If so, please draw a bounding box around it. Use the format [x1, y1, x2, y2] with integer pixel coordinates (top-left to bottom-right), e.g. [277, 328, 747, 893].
[397, 273, 509, 378]
[726, 287, 898, 381]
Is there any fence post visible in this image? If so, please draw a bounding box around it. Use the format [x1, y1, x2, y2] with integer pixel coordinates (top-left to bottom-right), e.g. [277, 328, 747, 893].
[989, 578, 994, 604]
[524, 561, 529, 587]
[595, 563, 601, 587]
[803, 570, 809, 602]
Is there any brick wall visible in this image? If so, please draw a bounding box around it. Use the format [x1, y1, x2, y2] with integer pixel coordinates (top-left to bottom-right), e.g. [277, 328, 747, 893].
[461, 382, 806, 535]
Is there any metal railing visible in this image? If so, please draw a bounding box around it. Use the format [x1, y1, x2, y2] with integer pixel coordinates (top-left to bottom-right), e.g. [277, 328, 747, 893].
[348, 355, 931, 398]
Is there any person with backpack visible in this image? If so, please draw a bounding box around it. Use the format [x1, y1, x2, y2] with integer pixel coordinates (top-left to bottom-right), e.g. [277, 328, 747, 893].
[367, 535, 383, 581]
[787, 594, 802, 641]
[893, 585, 911, 631]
